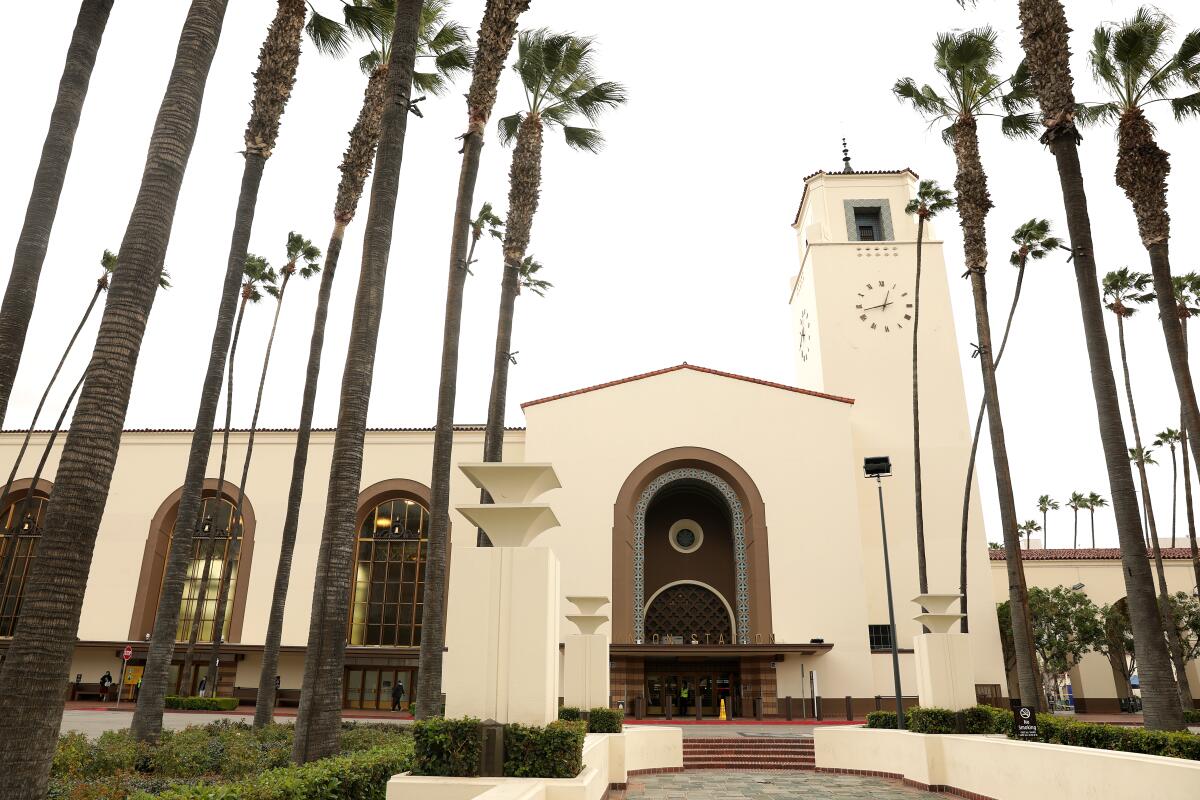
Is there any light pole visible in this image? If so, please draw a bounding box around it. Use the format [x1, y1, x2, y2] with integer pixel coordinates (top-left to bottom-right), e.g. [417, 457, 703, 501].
[864, 456, 904, 730]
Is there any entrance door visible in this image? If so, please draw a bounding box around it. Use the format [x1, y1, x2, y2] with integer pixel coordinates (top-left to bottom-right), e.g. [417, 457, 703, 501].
[344, 666, 415, 710]
[644, 664, 738, 718]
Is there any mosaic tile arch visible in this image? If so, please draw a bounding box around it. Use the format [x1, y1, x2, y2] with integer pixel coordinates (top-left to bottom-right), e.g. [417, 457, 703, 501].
[632, 467, 750, 644]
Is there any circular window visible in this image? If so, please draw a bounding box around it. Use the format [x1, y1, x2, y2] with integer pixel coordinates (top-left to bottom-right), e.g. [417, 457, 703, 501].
[668, 519, 704, 554]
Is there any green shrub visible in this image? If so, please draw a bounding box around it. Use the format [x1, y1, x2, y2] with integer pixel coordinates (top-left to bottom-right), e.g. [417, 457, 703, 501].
[1184, 710, 1200, 725]
[558, 706, 582, 721]
[962, 704, 1013, 734]
[164, 696, 239, 711]
[587, 707, 623, 733]
[149, 745, 411, 800]
[865, 710, 905, 729]
[338, 722, 412, 754]
[1019, 714, 1200, 761]
[503, 721, 586, 779]
[412, 717, 482, 777]
[907, 707, 957, 734]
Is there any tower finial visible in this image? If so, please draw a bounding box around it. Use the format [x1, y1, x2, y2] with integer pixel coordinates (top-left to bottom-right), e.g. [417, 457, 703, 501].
[841, 137, 853, 173]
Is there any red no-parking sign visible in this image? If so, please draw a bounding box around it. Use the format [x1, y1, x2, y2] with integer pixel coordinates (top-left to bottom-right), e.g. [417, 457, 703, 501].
[123, 645, 132, 662]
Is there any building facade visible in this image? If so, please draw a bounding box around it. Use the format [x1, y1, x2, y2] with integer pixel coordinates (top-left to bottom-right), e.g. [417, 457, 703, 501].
[0, 168, 1016, 715]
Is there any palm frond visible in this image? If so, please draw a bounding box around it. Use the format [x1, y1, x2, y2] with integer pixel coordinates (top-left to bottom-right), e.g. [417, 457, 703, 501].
[343, 2, 389, 42]
[562, 126, 604, 152]
[1000, 60, 1036, 114]
[1076, 102, 1121, 126]
[158, 268, 172, 290]
[306, 8, 350, 58]
[1171, 91, 1200, 120]
[360, 49, 383, 76]
[497, 112, 525, 147]
[1000, 112, 1040, 139]
[893, 77, 953, 119]
[100, 249, 118, 274]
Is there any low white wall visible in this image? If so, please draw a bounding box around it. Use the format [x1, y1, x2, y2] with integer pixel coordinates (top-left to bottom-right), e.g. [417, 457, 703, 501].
[815, 727, 1200, 799]
[623, 726, 683, 774]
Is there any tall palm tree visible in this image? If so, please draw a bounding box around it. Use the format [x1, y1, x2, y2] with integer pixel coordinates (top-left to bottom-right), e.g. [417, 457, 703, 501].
[1081, 10, 1200, 560]
[475, 31, 625, 544]
[0, 0, 114, 427]
[1170, 273, 1200, 592]
[180, 254, 276, 694]
[415, 0, 530, 721]
[204, 234, 318, 695]
[132, 0, 363, 743]
[1066, 491, 1086, 548]
[1018, 519, 1042, 548]
[1037, 494, 1060, 548]
[900, 179, 954, 602]
[293, 0, 425, 764]
[0, 2, 231, 792]
[957, 218, 1060, 628]
[1105, 267, 1194, 710]
[1015, 0, 1184, 730]
[253, 0, 470, 728]
[1155, 428, 1182, 548]
[1086, 492, 1108, 548]
[894, 26, 1042, 708]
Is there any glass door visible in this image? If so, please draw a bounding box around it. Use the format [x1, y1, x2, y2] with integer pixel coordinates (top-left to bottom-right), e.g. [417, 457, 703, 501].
[362, 669, 380, 709]
[345, 668, 365, 708]
[645, 673, 663, 715]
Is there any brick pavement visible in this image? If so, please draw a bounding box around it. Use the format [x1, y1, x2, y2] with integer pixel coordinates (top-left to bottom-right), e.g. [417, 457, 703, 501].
[619, 770, 931, 799]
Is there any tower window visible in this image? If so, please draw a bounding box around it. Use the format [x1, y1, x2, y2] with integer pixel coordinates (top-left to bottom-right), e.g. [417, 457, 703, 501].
[843, 200, 894, 242]
[854, 207, 883, 242]
[868, 624, 894, 651]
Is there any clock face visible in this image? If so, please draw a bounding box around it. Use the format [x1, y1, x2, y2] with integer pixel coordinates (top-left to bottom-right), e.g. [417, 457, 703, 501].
[798, 309, 812, 362]
[854, 278, 913, 334]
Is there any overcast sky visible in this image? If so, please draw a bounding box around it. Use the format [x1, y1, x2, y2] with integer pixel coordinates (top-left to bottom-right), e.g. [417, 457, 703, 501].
[3, 0, 1199, 549]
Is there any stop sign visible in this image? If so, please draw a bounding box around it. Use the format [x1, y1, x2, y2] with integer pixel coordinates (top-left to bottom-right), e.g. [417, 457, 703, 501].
[123, 645, 133, 661]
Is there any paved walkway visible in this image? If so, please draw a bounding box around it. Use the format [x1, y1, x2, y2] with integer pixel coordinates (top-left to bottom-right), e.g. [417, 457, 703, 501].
[628, 723, 817, 738]
[621, 771, 927, 799]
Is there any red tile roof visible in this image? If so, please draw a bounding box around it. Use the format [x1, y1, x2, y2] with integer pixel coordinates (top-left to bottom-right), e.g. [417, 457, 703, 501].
[520, 363, 855, 409]
[2, 425, 526, 435]
[792, 168, 920, 227]
[989, 547, 1196, 561]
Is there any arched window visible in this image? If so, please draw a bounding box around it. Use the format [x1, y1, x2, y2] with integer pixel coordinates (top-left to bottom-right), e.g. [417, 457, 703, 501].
[0, 490, 49, 637]
[166, 495, 243, 643]
[349, 497, 429, 647]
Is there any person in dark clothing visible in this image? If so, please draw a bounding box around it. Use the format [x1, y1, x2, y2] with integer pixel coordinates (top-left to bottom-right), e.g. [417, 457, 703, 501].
[99, 671, 114, 702]
[391, 679, 405, 712]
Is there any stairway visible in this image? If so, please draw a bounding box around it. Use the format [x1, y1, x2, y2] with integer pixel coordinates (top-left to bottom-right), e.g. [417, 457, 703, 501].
[681, 736, 815, 771]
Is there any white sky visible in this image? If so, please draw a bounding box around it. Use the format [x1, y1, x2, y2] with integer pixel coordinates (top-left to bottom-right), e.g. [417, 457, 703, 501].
[2, 0, 1199, 549]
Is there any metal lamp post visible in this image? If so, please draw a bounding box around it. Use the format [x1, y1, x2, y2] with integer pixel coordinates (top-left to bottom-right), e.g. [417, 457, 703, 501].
[864, 456, 905, 730]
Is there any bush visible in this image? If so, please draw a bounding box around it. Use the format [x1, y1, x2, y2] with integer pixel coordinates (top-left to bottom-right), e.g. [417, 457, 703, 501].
[962, 704, 1013, 735]
[150, 745, 412, 800]
[503, 721, 586, 779]
[587, 707, 623, 733]
[1184, 710, 1200, 725]
[907, 707, 957, 734]
[1021, 714, 1200, 761]
[865, 710, 904, 729]
[164, 696, 239, 711]
[557, 706, 582, 722]
[412, 717, 481, 777]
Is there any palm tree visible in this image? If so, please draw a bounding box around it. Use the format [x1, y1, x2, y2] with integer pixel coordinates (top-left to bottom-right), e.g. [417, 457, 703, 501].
[1155, 428, 1182, 548]
[475, 31, 625, 545]
[957, 218, 1060, 628]
[894, 26, 1042, 708]
[1037, 494, 1060, 548]
[1015, 0, 1184, 731]
[0, 0, 114, 427]
[1170, 273, 1200, 592]
[180, 254, 277, 694]
[253, 0, 470, 728]
[1066, 492, 1086, 548]
[203, 234, 318, 696]
[414, 0, 530, 722]
[292, 0, 426, 764]
[0, 2, 230, 792]
[1081, 11, 1200, 563]
[1018, 520, 1042, 548]
[1086, 492, 1108, 548]
[899, 179, 954, 603]
[132, 0, 362, 743]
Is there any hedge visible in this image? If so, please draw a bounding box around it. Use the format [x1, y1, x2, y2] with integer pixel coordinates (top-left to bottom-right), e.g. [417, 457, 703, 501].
[164, 696, 239, 711]
[1025, 714, 1200, 761]
[865, 710, 905, 729]
[587, 707, 623, 733]
[558, 706, 582, 722]
[1184, 710, 1200, 725]
[503, 721, 586, 779]
[866, 706, 1011, 735]
[412, 717, 482, 777]
[148, 746, 411, 800]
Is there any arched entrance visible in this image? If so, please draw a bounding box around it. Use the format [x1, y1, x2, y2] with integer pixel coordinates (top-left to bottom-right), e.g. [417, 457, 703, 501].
[644, 581, 735, 644]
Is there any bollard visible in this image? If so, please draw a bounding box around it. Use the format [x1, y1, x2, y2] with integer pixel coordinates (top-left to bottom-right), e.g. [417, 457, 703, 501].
[634, 696, 644, 720]
[784, 695, 793, 721]
[754, 698, 764, 720]
[479, 720, 505, 777]
[815, 696, 823, 721]
[845, 696, 853, 721]
[664, 695, 673, 720]
[696, 697, 704, 720]
[875, 695, 882, 711]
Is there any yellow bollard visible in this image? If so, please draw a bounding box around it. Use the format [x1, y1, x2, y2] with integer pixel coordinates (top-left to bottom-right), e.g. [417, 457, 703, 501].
[719, 698, 727, 721]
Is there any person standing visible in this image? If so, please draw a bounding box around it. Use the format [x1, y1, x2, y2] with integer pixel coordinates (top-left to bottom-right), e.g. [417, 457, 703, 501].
[197, 676, 207, 698]
[391, 678, 405, 712]
[99, 670, 113, 702]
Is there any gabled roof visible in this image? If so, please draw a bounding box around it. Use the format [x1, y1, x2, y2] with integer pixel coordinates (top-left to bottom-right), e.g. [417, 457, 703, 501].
[792, 167, 919, 227]
[520, 363, 855, 409]
[989, 547, 1195, 561]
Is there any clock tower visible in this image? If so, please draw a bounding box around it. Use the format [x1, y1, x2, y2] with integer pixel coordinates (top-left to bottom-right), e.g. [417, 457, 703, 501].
[788, 166, 1004, 681]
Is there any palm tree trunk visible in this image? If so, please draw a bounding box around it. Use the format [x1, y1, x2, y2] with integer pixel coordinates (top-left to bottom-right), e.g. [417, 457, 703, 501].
[1015, 0, 1182, 721]
[134, 0, 306, 742]
[952, 116, 1039, 708]
[1073, 510, 1078, 548]
[1170, 446, 1178, 549]
[1181, 323, 1200, 593]
[0, 3, 229, 792]
[478, 115, 545, 545]
[913, 213, 928, 600]
[292, 0, 422, 764]
[206, 275, 290, 693]
[255, 62, 388, 729]
[1089, 510, 1096, 548]
[0, 0, 113, 427]
[415, 0, 529, 721]
[960, 257, 1028, 631]
[0, 282, 103, 515]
